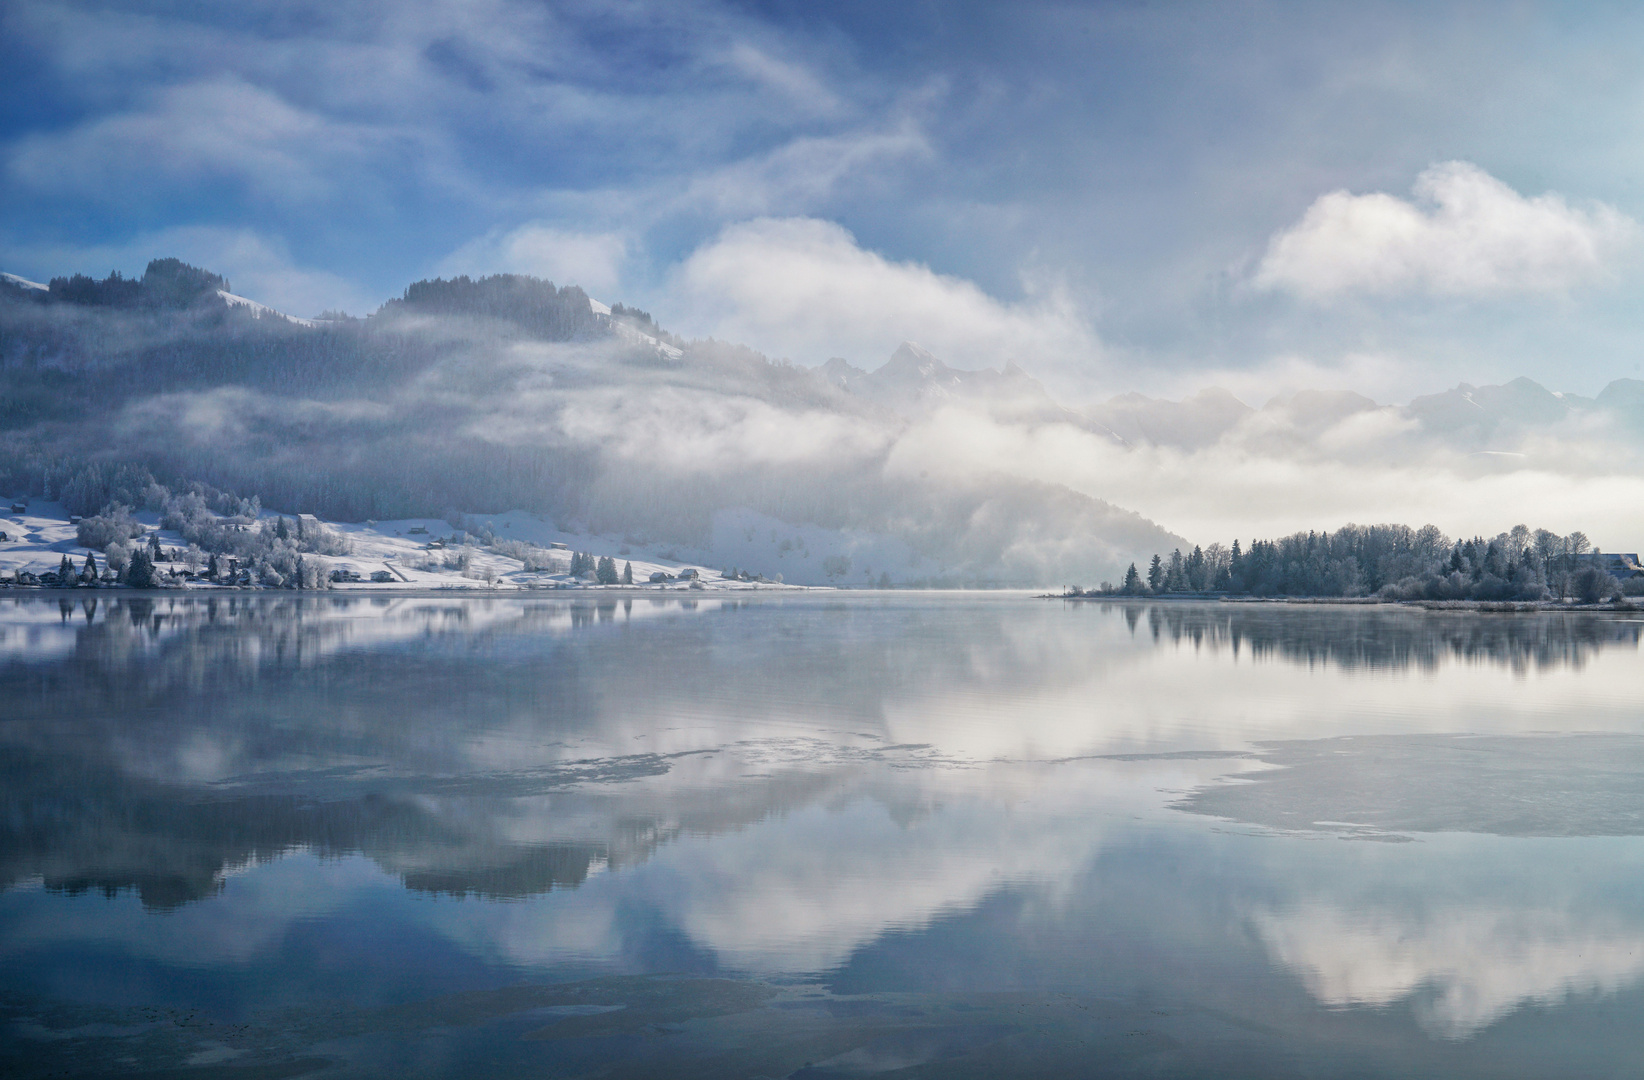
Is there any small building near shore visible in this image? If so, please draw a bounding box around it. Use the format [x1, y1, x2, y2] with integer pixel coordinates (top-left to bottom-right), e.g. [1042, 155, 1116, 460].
[1601, 553, 1643, 578]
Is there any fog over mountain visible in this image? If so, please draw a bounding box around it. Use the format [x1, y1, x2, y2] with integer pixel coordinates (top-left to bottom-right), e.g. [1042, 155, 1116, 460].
[3, 261, 1641, 585]
[0, 265, 1182, 585]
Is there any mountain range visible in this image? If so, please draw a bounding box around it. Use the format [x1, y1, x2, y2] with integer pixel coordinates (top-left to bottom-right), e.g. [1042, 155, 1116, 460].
[2, 259, 1638, 584]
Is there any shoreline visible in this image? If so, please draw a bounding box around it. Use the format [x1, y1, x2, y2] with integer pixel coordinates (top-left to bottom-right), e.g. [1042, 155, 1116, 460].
[0, 583, 818, 598]
[1045, 594, 1640, 612]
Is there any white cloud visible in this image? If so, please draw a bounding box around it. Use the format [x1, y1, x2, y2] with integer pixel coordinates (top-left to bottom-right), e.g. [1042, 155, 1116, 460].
[1254, 162, 1635, 299]
[666, 217, 1100, 375]
[439, 224, 630, 296]
[168, 228, 378, 317]
[722, 41, 843, 117]
[6, 78, 416, 204]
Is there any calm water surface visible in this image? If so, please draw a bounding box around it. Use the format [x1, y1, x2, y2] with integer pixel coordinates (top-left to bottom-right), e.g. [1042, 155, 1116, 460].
[2, 593, 1642, 1077]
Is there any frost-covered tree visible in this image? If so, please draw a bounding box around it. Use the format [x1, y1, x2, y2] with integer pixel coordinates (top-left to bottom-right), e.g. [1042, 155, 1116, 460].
[1165, 549, 1187, 592]
[1573, 565, 1619, 604]
[125, 547, 155, 588]
[1122, 563, 1145, 594]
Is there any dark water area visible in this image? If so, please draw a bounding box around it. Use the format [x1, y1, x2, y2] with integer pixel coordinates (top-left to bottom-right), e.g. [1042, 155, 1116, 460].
[1, 593, 1642, 1078]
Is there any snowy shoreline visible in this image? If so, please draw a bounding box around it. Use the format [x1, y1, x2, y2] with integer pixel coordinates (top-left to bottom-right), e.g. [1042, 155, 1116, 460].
[0, 500, 820, 593]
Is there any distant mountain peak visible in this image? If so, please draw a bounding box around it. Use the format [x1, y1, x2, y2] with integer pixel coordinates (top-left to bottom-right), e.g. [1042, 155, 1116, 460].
[878, 341, 955, 382]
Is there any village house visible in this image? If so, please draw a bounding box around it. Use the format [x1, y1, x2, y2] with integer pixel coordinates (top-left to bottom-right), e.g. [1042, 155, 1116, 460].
[1600, 553, 1643, 578]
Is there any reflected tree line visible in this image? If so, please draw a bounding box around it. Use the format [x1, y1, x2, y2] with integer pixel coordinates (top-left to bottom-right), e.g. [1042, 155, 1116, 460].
[1108, 600, 1642, 672]
[2, 594, 1638, 912]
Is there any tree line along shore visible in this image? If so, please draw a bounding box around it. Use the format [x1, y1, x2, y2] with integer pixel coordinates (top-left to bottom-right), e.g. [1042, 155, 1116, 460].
[1066, 523, 1642, 605]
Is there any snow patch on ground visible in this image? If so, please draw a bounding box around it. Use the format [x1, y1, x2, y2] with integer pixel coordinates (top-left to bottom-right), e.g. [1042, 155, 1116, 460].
[0, 498, 821, 592]
[610, 319, 682, 360]
[217, 290, 316, 327]
[2, 272, 48, 291]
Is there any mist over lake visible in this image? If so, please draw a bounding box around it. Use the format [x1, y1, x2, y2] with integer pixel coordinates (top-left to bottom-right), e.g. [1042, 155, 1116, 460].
[3, 594, 1643, 1077]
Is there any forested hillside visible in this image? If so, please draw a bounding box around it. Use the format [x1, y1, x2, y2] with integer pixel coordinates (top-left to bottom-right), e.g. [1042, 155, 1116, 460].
[0, 259, 1182, 585]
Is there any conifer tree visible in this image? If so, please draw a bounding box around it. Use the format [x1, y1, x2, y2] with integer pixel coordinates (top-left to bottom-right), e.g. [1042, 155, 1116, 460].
[1166, 548, 1186, 592]
[1147, 553, 1164, 593]
[596, 555, 618, 584]
[1122, 563, 1144, 594]
[59, 554, 75, 585]
[126, 547, 155, 589]
[622, 561, 633, 585]
[82, 552, 98, 583]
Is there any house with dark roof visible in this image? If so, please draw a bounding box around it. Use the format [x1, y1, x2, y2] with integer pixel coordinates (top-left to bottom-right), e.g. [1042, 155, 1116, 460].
[1600, 553, 1642, 578]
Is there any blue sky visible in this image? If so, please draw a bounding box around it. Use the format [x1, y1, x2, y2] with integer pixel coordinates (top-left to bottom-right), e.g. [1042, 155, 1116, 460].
[4, 0, 1644, 401]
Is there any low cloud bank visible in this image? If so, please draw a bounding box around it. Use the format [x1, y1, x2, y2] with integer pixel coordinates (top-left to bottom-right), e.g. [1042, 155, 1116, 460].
[6, 263, 1642, 584]
[0, 273, 1175, 585]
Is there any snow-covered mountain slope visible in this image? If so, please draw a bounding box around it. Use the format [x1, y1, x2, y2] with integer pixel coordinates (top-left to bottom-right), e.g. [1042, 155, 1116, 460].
[1, 272, 47, 291]
[0, 502, 812, 592]
[217, 290, 316, 327]
[591, 296, 683, 360]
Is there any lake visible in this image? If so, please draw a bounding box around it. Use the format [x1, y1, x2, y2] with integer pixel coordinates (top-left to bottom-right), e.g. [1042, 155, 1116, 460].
[2, 593, 1642, 1078]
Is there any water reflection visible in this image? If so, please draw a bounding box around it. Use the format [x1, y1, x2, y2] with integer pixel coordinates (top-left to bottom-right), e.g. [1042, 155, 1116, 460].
[2, 595, 1642, 1077]
[1117, 599, 1640, 670]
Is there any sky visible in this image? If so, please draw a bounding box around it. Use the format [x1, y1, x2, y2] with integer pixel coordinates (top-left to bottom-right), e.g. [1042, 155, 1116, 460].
[4, 0, 1644, 405]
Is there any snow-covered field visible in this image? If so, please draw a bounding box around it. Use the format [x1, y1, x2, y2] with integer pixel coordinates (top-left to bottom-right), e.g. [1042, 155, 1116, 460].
[0, 499, 819, 592]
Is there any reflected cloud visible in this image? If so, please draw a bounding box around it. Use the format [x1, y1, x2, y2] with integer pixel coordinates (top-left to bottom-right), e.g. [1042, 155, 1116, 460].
[3, 595, 1644, 1058]
[1254, 899, 1644, 1038]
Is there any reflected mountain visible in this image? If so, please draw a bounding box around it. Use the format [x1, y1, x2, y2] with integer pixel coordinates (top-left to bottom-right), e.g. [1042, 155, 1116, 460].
[1, 594, 1640, 915]
[9, 596, 1644, 1076]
